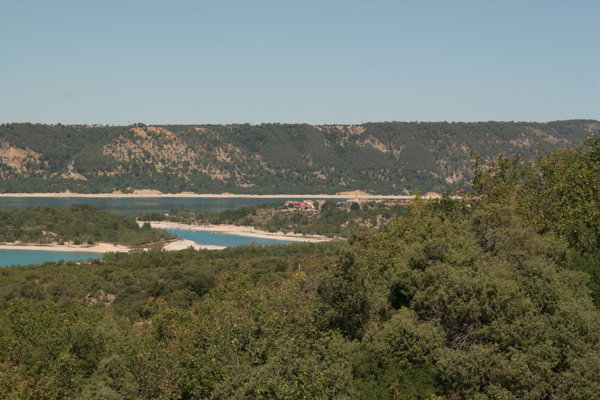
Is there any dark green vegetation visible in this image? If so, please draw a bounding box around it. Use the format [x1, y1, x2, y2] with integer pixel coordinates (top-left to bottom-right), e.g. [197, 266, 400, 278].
[139, 200, 410, 237]
[0, 140, 599, 399]
[473, 137, 600, 305]
[0, 205, 174, 246]
[1, 120, 598, 194]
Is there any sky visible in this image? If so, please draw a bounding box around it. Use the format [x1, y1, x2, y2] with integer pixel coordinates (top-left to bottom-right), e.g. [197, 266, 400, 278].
[1, 0, 599, 124]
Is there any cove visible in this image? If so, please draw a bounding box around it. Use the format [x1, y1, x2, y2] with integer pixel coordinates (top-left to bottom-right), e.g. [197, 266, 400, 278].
[164, 229, 293, 246]
[0, 249, 103, 267]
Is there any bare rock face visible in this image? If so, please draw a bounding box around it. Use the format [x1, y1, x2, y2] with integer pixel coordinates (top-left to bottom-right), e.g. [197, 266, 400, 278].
[0, 139, 45, 176]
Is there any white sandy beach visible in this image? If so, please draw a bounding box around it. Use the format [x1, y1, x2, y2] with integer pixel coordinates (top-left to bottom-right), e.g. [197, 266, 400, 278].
[146, 221, 334, 243]
[162, 239, 226, 251]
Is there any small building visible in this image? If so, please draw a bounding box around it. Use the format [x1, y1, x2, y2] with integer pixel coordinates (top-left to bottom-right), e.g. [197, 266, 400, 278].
[285, 200, 317, 211]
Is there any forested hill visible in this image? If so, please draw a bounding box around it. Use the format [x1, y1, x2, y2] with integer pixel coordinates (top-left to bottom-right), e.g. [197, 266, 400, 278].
[0, 120, 598, 194]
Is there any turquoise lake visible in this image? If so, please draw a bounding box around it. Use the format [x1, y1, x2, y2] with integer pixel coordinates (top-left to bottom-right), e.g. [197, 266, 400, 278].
[0, 249, 103, 267]
[164, 229, 293, 247]
[0, 230, 294, 267]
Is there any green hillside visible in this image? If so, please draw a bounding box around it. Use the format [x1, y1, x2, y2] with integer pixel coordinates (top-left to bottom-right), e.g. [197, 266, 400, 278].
[0, 121, 598, 193]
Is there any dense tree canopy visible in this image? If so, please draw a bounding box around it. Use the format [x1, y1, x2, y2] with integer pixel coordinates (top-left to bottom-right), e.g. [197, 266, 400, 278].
[473, 138, 600, 304]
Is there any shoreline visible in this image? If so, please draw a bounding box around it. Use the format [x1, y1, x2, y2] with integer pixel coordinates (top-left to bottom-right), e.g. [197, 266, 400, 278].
[162, 239, 226, 251]
[147, 221, 334, 243]
[0, 238, 226, 253]
[0, 242, 130, 253]
[0, 192, 432, 200]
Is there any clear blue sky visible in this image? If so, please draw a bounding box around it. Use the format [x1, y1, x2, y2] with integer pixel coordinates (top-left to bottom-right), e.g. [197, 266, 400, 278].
[1, 0, 598, 124]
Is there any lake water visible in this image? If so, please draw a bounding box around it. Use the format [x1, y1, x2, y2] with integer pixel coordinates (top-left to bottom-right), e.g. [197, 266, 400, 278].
[0, 249, 103, 267]
[164, 228, 293, 247]
[0, 197, 338, 216]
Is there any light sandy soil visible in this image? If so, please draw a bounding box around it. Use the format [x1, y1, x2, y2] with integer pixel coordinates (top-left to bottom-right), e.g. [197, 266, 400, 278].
[162, 239, 225, 251]
[0, 192, 427, 199]
[146, 221, 334, 243]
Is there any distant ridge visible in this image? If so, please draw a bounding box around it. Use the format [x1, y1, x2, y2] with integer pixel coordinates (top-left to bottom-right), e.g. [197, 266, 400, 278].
[0, 120, 598, 194]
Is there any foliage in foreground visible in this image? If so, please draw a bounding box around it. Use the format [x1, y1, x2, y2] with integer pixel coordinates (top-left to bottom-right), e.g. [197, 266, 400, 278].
[473, 137, 600, 304]
[1, 198, 599, 398]
[352, 200, 600, 399]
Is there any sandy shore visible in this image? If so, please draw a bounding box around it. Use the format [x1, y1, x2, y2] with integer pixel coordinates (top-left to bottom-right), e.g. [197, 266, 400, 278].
[146, 221, 334, 243]
[0, 192, 427, 200]
[0, 239, 226, 253]
[162, 239, 226, 251]
[0, 242, 130, 253]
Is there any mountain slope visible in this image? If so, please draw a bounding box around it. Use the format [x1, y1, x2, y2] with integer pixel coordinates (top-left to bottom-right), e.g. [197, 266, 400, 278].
[0, 120, 598, 194]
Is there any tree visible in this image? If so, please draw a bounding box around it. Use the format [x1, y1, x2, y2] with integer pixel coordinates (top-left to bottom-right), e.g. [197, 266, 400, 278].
[352, 200, 600, 399]
[316, 252, 370, 340]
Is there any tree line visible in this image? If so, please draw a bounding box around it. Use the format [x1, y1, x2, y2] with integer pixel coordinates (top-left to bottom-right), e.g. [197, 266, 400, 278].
[0, 205, 174, 246]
